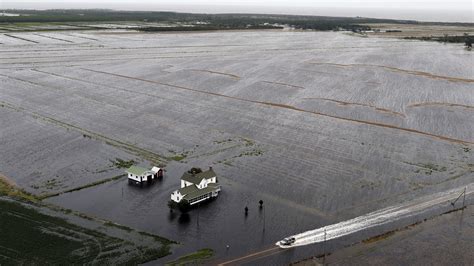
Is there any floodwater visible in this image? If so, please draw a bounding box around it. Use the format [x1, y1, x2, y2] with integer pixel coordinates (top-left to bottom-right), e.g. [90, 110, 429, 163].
[1, 29, 473, 264]
[46, 162, 330, 264]
[45, 166, 474, 264]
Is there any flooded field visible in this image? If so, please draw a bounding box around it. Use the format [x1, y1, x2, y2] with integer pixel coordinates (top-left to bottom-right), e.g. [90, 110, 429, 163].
[0, 198, 174, 264]
[1, 29, 473, 264]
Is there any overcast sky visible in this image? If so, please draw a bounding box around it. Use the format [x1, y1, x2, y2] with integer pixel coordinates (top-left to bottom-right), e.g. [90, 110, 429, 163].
[2, 0, 473, 22]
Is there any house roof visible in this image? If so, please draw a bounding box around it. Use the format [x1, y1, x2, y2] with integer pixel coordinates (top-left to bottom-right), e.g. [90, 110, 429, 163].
[178, 185, 199, 196]
[182, 186, 216, 201]
[181, 168, 216, 185]
[126, 165, 150, 176]
[207, 183, 220, 188]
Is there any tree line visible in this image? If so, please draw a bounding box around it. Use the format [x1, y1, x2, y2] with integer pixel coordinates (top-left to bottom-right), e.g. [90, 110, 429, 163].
[404, 34, 474, 48]
[0, 9, 418, 32]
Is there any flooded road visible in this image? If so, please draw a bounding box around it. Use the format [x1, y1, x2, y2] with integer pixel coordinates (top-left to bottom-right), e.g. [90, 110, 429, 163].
[310, 204, 474, 266]
[279, 184, 473, 248]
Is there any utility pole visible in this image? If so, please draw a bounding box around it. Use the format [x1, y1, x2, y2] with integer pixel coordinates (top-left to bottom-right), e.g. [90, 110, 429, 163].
[323, 228, 327, 265]
[451, 188, 467, 209]
[263, 205, 266, 232]
[463, 187, 466, 208]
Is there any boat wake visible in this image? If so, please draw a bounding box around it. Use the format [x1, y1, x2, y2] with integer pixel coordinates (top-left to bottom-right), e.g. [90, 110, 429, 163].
[277, 184, 473, 248]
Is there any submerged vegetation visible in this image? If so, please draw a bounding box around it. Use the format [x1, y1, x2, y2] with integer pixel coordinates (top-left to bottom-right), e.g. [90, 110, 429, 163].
[170, 154, 187, 161]
[0, 174, 175, 265]
[166, 248, 214, 266]
[38, 174, 126, 199]
[0, 175, 38, 202]
[111, 158, 135, 168]
[0, 200, 173, 265]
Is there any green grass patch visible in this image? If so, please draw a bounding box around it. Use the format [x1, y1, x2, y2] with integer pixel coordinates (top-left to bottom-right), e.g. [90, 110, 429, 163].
[170, 154, 186, 161]
[103, 221, 133, 232]
[166, 248, 214, 266]
[0, 199, 173, 265]
[0, 174, 175, 264]
[111, 158, 136, 168]
[0, 176, 38, 202]
[138, 231, 178, 245]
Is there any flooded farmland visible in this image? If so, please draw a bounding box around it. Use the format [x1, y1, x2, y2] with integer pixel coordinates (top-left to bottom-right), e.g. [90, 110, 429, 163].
[1, 29, 473, 264]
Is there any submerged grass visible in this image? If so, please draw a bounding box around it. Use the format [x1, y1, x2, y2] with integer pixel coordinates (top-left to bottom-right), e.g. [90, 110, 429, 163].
[1, 101, 168, 165]
[104, 221, 133, 232]
[138, 231, 178, 245]
[38, 174, 126, 200]
[170, 154, 186, 161]
[165, 248, 214, 266]
[111, 158, 135, 168]
[0, 176, 176, 264]
[0, 199, 173, 265]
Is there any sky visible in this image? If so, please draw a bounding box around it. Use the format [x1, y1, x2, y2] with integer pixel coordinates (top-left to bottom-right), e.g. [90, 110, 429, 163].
[2, 0, 473, 22]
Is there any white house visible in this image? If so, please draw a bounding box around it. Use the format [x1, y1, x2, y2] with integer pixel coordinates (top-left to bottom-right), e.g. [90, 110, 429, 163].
[126, 165, 163, 185]
[171, 167, 221, 205]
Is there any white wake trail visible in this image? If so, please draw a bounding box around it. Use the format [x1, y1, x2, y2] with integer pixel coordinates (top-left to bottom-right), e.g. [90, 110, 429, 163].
[278, 184, 473, 248]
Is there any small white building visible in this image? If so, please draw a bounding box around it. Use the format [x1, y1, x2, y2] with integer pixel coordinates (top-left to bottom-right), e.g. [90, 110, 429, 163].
[126, 165, 163, 185]
[171, 167, 221, 205]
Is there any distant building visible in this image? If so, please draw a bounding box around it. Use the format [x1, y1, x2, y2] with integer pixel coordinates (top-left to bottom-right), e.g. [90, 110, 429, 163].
[170, 167, 221, 205]
[126, 165, 163, 185]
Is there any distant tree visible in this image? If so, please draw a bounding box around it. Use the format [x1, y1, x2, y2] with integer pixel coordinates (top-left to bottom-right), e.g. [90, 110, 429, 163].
[465, 38, 473, 49]
[168, 200, 177, 212]
[188, 167, 203, 174]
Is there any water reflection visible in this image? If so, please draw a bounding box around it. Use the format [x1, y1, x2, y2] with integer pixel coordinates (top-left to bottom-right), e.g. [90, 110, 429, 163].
[168, 211, 177, 222]
[178, 213, 191, 225]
